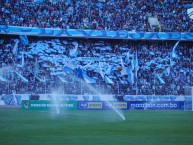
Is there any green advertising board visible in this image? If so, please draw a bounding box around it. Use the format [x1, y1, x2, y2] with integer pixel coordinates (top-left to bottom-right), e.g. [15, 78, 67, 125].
[22, 100, 77, 110]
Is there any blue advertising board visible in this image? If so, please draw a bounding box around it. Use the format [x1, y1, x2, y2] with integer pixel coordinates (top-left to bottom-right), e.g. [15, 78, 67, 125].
[78, 101, 103, 110]
[78, 101, 184, 110]
[103, 102, 128, 110]
[78, 101, 128, 110]
[128, 101, 184, 110]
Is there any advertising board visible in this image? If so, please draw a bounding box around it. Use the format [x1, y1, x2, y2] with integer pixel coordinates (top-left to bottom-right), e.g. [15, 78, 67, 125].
[21, 100, 184, 110]
[22, 100, 77, 110]
[128, 101, 184, 110]
[78, 102, 103, 110]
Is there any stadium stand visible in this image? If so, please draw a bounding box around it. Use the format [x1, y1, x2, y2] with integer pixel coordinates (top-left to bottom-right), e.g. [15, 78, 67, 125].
[0, 36, 192, 95]
[0, 0, 193, 32]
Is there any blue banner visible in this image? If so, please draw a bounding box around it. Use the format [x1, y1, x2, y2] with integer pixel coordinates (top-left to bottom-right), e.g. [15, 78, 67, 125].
[1, 25, 193, 41]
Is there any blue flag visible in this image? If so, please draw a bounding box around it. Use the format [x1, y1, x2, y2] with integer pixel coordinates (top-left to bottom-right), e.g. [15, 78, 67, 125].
[76, 67, 83, 78]
[63, 66, 74, 75]
[163, 67, 170, 76]
[21, 53, 25, 67]
[19, 35, 29, 46]
[83, 73, 96, 83]
[126, 66, 134, 85]
[98, 62, 104, 79]
[34, 58, 40, 76]
[12, 40, 19, 56]
[17, 53, 25, 68]
[135, 51, 139, 72]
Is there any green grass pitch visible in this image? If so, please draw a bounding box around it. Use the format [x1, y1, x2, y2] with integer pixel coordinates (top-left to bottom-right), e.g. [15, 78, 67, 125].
[0, 109, 193, 145]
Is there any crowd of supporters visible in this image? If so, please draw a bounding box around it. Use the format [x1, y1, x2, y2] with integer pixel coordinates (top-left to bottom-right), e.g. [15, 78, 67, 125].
[1, 0, 193, 32]
[0, 35, 192, 96]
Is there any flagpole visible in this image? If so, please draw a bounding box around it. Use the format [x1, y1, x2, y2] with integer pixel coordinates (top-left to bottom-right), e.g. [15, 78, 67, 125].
[135, 45, 138, 95]
[189, 52, 191, 87]
[136, 68, 138, 95]
[81, 80, 82, 95]
[99, 80, 101, 94]
[8, 81, 10, 94]
[154, 74, 155, 95]
[117, 82, 119, 95]
[135, 66, 138, 95]
[45, 79, 46, 94]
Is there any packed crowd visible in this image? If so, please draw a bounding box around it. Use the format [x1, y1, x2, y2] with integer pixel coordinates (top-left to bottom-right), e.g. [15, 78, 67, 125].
[0, 35, 192, 96]
[1, 0, 193, 32]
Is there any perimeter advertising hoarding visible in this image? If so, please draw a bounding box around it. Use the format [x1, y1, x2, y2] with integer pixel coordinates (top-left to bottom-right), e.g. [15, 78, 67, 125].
[128, 101, 184, 110]
[104, 102, 128, 110]
[78, 102, 103, 110]
[78, 101, 184, 110]
[78, 101, 128, 110]
[22, 101, 184, 110]
[22, 100, 77, 110]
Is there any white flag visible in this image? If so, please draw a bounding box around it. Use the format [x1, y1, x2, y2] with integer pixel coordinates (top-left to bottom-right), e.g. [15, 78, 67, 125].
[156, 74, 165, 84]
[98, 62, 104, 79]
[12, 41, 19, 56]
[14, 71, 28, 83]
[187, 8, 193, 19]
[0, 74, 7, 82]
[171, 41, 180, 58]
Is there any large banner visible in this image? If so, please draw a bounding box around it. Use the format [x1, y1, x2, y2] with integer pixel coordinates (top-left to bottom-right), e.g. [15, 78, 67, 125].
[22, 100, 77, 110]
[1, 25, 193, 41]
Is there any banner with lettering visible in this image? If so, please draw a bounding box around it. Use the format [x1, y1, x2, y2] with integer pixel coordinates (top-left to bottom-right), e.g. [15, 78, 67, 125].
[128, 101, 184, 110]
[1, 25, 193, 41]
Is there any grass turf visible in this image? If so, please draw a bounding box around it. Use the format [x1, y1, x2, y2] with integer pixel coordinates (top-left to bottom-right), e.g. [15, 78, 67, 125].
[0, 109, 193, 145]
